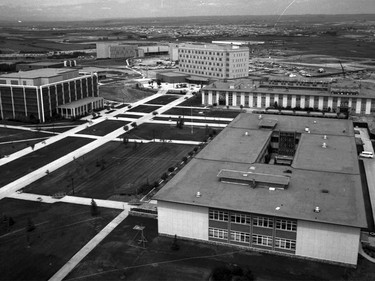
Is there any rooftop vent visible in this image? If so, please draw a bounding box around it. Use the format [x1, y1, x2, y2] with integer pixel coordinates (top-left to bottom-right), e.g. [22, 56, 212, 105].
[323, 135, 327, 140]
[313, 120, 317, 124]
[196, 191, 201, 198]
[322, 142, 327, 148]
[314, 206, 321, 213]
[245, 131, 249, 136]
[305, 127, 309, 132]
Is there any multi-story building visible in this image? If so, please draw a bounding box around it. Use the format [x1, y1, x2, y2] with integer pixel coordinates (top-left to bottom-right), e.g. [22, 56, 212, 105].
[201, 77, 375, 115]
[155, 114, 368, 266]
[0, 68, 102, 122]
[96, 42, 137, 59]
[178, 44, 249, 79]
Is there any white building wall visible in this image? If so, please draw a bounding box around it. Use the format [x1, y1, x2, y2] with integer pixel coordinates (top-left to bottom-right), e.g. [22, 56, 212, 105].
[296, 220, 360, 265]
[300, 96, 305, 108]
[366, 99, 371, 114]
[356, 98, 361, 114]
[318, 97, 324, 110]
[158, 201, 209, 241]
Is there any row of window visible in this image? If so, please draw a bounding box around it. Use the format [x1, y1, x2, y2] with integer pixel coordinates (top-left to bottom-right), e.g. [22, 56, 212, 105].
[208, 228, 296, 250]
[209, 210, 297, 231]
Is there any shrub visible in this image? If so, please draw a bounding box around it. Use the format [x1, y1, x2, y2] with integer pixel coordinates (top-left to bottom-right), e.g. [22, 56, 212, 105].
[131, 122, 137, 128]
[193, 147, 198, 152]
[152, 111, 158, 115]
[123, 125, 129, 131]
[161, 172, 168, 180]
[128, 105, 132, 109]
[182, 156, 188, 162]
[168, 167, 175, 173]
[188, 151, 194, 156]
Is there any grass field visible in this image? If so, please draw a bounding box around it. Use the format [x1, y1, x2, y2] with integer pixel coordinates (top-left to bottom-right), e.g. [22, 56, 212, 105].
[114, 114, 143, 119]
[22, 142, 194, 199]
[99, 84, 155, 103]
[164, 107, 241, 118]
[76, 120, 129, 136]
[0, 128, 54, 156]
[127, 105, 162, 113]
[120, 123, 222, 142]
[0, 136, 93, 188]
[178, 93, 204, 107]
[0, 198, 120, 281]
[145, 95, 180, 105]
[66, 215, 375, 281]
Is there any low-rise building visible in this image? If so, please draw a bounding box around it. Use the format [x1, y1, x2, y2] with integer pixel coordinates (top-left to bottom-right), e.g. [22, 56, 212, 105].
[201, 77, 375, 115]
[155, 114, 368, 266]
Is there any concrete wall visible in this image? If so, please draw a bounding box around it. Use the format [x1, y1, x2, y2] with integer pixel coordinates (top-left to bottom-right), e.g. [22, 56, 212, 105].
[158, 201, 208, 240]
[296, 220, 360, 265]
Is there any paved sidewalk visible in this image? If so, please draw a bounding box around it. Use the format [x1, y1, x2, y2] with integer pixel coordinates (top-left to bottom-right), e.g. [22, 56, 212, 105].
[49, 210, 129, 281]
[8, 192, 129, 210]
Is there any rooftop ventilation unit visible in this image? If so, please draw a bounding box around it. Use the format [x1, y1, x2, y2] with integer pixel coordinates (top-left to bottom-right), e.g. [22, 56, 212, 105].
[323, 135, 327, 140]
[305, 127, 309, 132]
[245, 132, 249, 136]
[322, 142, 327, 148]
[314, 206, 321, 213]
[196, 191, 201, 198]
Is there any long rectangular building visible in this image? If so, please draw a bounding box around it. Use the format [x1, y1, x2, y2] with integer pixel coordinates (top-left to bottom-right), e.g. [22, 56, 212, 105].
[155, 114, 367, 266]
[0, 68, 102, 122]
[201, 77, 375, 115]
[178, 44, 249, 79]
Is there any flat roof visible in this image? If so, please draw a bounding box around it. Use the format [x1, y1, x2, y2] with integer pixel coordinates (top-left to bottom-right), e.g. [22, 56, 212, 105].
[58, 97, 103, 108]
[155, 113, 367, 228]
[179, 43, 249, 51]
[0, 68, 77, 79]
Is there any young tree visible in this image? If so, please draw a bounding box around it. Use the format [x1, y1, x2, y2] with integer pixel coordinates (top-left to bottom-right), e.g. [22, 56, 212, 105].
[91, 199, 99, 216]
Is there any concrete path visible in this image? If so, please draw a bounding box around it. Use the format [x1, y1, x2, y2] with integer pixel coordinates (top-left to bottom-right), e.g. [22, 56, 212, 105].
[8, 192, 129, 210]
[48, 210, 129, 281]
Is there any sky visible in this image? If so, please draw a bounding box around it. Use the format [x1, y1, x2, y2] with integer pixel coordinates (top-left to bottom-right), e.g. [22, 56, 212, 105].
[0, 0, 374, 21]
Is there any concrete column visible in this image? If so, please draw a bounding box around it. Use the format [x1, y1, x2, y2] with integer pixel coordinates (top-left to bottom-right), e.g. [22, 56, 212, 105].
[248, 93, 253, 108]
[0, 90, 4, 120]
[23, 87, 27, 116]
[10, 87, 15, 118]
[366, 99, 371, 115]
[283, 95, 288, 108]
[48, 86, 52, 117]
[309, 96, 314, 108]
[274, 94, 279, 107]
[265, 94, 270, 108]
[241, 93, 245, 106]
[300, 96, 305, 109]
[257, 94, 262, 108]
[328, 97, 333, 110]
[291, 95, 296, 108]
[318, 97, 324, 110]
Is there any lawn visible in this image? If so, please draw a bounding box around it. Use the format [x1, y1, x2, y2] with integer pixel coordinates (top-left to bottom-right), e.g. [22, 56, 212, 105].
[76, 120, 129, 136]
[0, 136, 94, 188]
[127, 105, 162, 114]
[0, 198, 120, 281]
[0, 128, 54, 156]
[120, 123, 222, 142]
[22, 142, 195, 200]
[65, 215, 375, 281]
[164, 107, 242, 118]
[114, 114, 143, 119]
[178, 93, 204, 107]
[145, 95, 180, 105]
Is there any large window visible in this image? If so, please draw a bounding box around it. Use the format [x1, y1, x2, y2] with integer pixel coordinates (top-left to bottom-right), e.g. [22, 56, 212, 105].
[252, 234, 273, 247]
[209, 209, 229, 222]
[209, 227, 228, 240]
[275, 219, 297, 231]
[275, 238, 296, 250]
[230, 231, 250, 243]
[253, 216, 274, 228]
[230, 213, 250, 225]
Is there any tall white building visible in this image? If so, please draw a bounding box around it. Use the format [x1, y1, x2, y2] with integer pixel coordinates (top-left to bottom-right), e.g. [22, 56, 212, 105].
[178, 44, 249, 79]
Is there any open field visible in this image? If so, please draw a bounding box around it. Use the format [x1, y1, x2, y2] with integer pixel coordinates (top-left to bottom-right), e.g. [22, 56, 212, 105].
[22, 142, 194, 199]
[0, 198, 120, 281]
[99, 84, 155, 103]
[145, 95, 180, 105]
[76, 120, 129, 136]
[164, 107, 242, 118]
[0, 136, 93, 188]
[66, 215, 375, 281]
[127, 104, 161, 113]
[120, 123, 222, 142]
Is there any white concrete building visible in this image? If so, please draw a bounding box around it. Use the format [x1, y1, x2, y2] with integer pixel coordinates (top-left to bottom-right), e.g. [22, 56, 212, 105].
[178, 44, 249, 79]
[155, 114, 368, 266]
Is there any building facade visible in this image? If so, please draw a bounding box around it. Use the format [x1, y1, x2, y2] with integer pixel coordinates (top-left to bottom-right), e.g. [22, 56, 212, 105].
[155, 114, 367, 266]
[178, 44, 249, 79]
[201, 77, 375, 115]
[0, 68, 101, 122]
